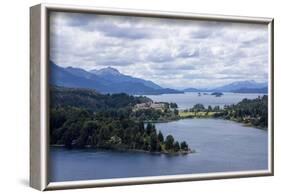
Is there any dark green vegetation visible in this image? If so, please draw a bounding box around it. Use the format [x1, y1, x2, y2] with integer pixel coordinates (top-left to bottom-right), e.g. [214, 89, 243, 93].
[181, 96, 268, 128]
[132, 107, 180, 122]
[50, 85, 268, 157]
[50, 86, 190, 154]
[222, 95, 268, 128]
[50, 86, 151, 112]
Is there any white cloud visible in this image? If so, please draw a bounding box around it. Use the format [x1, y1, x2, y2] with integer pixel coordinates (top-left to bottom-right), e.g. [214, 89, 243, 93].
[50, 11, 269, 89]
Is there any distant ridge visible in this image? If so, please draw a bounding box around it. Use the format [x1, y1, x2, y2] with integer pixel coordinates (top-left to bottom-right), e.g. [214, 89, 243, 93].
[231, 87, 268, 93]
[212, 80, 268, 92]
[183, 80, 268, 94]
[183, 88, 202, 92]
[49, 61, 183, 95]
[90, 67, 162, 90]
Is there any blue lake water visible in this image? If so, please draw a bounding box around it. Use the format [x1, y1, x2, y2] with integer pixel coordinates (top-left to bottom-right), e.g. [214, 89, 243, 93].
[50, 118, 268, 182]
[145, 92, 265, 109]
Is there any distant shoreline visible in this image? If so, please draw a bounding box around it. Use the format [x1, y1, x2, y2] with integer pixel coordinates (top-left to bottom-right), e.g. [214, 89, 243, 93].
[142, 111, 268, 130]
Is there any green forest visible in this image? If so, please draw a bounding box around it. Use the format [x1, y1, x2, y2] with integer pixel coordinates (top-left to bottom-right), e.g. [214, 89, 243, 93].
[222, 95, 268, 128]
[50, 86, 268, 155]
[181, 95, 268, 128]
[50, 86, 190, 154]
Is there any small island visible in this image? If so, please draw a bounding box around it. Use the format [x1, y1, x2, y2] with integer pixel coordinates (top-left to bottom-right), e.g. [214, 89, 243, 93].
[211, 92, 223, 97]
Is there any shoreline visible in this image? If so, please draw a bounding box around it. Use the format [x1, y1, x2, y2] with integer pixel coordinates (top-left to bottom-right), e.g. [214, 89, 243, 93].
[146, 112, 268, 130]
[50, 145, 194, 156]
[50, 117, 265, 156]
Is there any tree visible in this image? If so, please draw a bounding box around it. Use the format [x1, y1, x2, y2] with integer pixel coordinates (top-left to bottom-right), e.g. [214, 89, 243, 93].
[100, 127, 111, 141]
[61, 122, 81, 148]
[76, 128, 89, 148]
[146, 122, 153, 135]
[213, 106, 220, 112]
[170, 103, 178, 109]
[165, 135, 174, 150]
[146, 122, 156, 135]
[143, 136, 150, 151]
[180, 141, 188, 151]
[158, 131, 164, 143]
[174, 141, 180, 152]
[138, 121, 145, 133]
[192, 104, 205, 112]
[174, 109, 179, 115]
[62, 131, 73, 148]
[150, 132, 158, 151]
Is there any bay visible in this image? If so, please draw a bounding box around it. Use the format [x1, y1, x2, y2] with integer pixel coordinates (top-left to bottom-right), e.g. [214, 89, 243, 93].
[144, 92, 265, 109]
[50, 118, 268, 182]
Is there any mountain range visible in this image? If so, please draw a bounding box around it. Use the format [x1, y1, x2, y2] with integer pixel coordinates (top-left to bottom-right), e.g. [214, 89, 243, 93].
[50, 61, 268, 95]
[184, 80, 268, 93]
[49, 61, 183, 95]
[212, 80, 268, 93]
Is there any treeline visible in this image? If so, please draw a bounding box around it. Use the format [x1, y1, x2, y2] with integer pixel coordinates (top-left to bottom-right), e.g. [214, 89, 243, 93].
[50, 86, 151, 112]
[131, 108, 179, 122]
[51, 107, 189, 153]
[51, 86, 179, 122]
[186, 104, 221, 113]
[50, 86, 190, 154]
[182, 96, 268, 128]
[223, 95, 268, 128]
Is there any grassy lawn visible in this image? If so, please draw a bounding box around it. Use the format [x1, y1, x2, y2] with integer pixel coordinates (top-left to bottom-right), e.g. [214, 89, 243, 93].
[179, 111, 218, 118]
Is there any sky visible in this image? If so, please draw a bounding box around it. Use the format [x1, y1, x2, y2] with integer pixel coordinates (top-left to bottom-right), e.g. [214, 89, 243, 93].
[50, 11, 269, 89]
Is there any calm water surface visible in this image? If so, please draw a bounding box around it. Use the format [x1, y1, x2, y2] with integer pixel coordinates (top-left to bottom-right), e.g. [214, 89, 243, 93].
[50, 118, 268, 182]
[145, 92, 265, 109]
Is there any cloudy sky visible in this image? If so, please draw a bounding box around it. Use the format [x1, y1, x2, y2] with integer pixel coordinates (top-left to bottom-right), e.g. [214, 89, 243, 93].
[50, 11, 269, 89]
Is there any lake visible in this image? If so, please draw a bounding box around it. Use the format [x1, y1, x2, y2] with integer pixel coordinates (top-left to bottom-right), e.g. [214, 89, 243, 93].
[145, 92, 265, 109]
[49, 118, 268, 182]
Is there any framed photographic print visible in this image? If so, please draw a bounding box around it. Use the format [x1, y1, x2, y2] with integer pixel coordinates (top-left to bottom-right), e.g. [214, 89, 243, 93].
[30, 3, 274, 191]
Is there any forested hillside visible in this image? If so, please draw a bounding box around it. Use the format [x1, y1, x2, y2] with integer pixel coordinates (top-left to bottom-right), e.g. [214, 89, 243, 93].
[50, 86, 190, 154]
[222, 95, 268, 128]
[50, 86, 151, 111]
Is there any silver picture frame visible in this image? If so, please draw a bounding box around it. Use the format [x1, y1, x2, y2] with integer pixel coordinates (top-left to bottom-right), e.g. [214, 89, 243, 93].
[30, 3, 274, 191]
